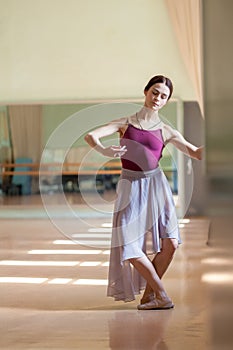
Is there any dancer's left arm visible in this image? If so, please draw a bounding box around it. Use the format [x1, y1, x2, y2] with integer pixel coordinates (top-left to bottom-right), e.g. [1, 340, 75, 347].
[164, 125, 203, 160]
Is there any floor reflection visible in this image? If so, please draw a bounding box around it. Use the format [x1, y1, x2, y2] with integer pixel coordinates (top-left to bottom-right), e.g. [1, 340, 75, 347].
[0, 206, 221, 349]
[108, 310, 172, 349]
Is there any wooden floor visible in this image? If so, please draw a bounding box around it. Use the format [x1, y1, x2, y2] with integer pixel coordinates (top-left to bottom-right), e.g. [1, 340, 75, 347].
[0, 193, 233, 349]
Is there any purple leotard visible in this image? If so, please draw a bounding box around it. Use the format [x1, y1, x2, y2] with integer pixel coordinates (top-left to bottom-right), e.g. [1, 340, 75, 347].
[120, 124, 164, 171]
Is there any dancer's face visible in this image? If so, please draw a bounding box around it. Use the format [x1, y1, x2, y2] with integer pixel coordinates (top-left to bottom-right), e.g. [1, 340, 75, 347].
[144, 83, 170, 111]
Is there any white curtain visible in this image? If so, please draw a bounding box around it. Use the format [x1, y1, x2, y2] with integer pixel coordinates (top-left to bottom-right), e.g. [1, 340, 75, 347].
[8, 105, 42, 163]
[0, 106, 12, 164]
[8, 105, 42, 193]
[165, 0, 204, 116]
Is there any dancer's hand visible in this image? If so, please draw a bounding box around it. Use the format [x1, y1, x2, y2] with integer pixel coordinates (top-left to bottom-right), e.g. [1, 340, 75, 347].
[102, 145, 127, 158]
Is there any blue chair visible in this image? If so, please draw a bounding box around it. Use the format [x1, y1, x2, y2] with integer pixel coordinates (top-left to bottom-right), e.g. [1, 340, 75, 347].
[12, 157, 32, 195]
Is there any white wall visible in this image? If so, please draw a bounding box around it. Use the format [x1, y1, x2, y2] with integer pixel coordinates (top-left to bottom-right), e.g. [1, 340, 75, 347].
[0, 0, 195, 103]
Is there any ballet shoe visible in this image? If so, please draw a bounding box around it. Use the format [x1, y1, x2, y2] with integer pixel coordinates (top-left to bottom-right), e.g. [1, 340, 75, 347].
[137, 298, 174, 310]
[140, 293, 155, 305]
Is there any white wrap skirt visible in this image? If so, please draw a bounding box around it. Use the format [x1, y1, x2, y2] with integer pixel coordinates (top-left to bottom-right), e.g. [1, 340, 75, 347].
[107, 167, 181, 302]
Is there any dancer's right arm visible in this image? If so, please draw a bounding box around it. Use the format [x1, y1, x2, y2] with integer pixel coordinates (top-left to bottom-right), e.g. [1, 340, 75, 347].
[84, 117, 128, 158]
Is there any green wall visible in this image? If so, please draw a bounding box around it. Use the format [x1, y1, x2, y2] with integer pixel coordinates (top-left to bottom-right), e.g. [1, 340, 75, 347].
[42, 101, 178, 148]
[42, 104, 93, 147]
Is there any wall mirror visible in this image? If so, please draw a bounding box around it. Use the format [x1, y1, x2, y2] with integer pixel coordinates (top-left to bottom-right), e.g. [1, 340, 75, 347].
[0, 98, 190, 218]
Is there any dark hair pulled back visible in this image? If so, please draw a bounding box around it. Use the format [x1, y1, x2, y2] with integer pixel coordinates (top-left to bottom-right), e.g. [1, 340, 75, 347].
[144, 75, 173, 100]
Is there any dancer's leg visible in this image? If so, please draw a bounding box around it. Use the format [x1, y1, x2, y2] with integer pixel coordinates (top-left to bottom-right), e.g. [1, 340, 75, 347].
[129, 255, 170, 301]
[141, 238, 178, 303]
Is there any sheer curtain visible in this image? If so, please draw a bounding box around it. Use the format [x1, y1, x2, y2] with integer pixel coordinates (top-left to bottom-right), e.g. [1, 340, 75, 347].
[8, 105, 42, 163]
[0, 106, 12, 164]
[8, 105, 42, 193]
[165, 0, 204, 116]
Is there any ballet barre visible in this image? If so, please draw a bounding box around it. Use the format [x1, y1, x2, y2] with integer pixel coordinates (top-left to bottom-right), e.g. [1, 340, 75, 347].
[0, 162, 122, 176]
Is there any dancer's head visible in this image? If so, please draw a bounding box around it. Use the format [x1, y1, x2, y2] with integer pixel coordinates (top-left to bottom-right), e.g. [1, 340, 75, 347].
[144, 75, 173, 100]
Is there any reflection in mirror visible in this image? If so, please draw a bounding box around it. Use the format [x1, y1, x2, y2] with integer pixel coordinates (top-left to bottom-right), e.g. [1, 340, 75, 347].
[0, 99, 186, 217]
